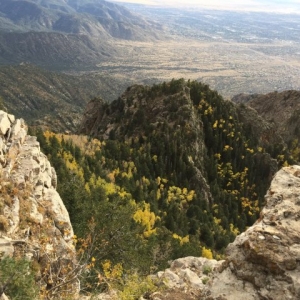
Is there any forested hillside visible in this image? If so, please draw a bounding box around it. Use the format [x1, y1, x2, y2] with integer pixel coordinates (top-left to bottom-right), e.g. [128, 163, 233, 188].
[0, 64, 131, 131]
[31, 79, 297, 295]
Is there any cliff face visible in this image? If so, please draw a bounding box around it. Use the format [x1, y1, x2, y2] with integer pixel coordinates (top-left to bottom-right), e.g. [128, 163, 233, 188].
[0, 111, 77, 298]
[154, 165, 300, 300]
[232, 90, 300, 143]
[235, 103, 285, 149]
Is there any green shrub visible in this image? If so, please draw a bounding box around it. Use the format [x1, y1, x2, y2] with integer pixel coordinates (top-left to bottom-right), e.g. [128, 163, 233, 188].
[202, 265, 212, 275]
[202, 276, 209, 285]
[117, 273, 158, 300]
[0, 256, 38, 300]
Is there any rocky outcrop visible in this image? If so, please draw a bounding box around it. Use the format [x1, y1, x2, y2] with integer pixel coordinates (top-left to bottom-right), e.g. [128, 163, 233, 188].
[78, 97, 107, 138]
[235, 103, 285, 149]
[233, 90, 300, 143]
[0, 111, 78, 298]
[154, 165, 300, 300]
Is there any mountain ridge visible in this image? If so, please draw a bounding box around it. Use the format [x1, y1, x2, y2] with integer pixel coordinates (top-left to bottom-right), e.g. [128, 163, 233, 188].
[1, 103, 299, 298]
[78, 79, 288, 242]
[1, 79, 299, 298]
[0, 64, 133, 131]
[0, 0, 163, 69]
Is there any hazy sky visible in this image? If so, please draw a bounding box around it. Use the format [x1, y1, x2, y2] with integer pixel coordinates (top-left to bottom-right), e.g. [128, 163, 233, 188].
[111, 0, 300, 12]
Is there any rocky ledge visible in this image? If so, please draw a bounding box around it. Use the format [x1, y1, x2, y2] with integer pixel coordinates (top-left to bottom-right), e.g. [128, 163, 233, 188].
[153, 165, 300, 300]
[0, 111, 77, 298]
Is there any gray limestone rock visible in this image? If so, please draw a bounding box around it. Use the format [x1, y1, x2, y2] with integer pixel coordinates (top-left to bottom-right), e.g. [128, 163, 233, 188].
[0, 110, 78, 298]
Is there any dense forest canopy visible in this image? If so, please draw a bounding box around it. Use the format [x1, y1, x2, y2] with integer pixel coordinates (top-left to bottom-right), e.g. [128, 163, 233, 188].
[27, 79, 298, 295]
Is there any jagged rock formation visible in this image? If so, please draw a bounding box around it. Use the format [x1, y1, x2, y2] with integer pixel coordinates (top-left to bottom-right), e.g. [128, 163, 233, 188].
[232, 90, 300, 143]
[235, 103, 285, 149]
[154, 165, 300, 300]
[0, 111, 77, 298]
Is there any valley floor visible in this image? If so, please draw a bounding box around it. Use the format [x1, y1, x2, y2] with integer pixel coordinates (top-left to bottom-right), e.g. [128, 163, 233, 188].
[94, 37, 300, 98]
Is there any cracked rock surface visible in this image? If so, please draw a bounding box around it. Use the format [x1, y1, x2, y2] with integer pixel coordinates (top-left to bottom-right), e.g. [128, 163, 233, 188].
[0, 110, 77, 296]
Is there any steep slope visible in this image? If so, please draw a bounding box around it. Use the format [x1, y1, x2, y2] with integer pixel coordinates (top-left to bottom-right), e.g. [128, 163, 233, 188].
[0, 64, 133, 131]
[232, 90, 300, 144]
[0, 0, 161, 39]
[0, 0, 163, 69]
[234, 102, 285, 150]
[0, 110, 78, 299]
[79, 79, 289, 250]
[0, 31, 111, 70]
[22, 79, 297, 297]
[79, 81, 211, 204]
[154, 165, 300, 300]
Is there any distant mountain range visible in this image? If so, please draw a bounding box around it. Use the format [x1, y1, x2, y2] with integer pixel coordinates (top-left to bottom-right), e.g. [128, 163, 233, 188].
[0, 0, 163, 69]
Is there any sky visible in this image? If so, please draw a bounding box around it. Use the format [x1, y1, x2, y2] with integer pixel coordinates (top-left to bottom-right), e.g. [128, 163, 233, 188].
[111, 0, 300, 13]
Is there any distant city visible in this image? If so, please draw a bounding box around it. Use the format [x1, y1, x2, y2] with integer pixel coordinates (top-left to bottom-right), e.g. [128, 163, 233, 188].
[112, 0, 300, 13]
